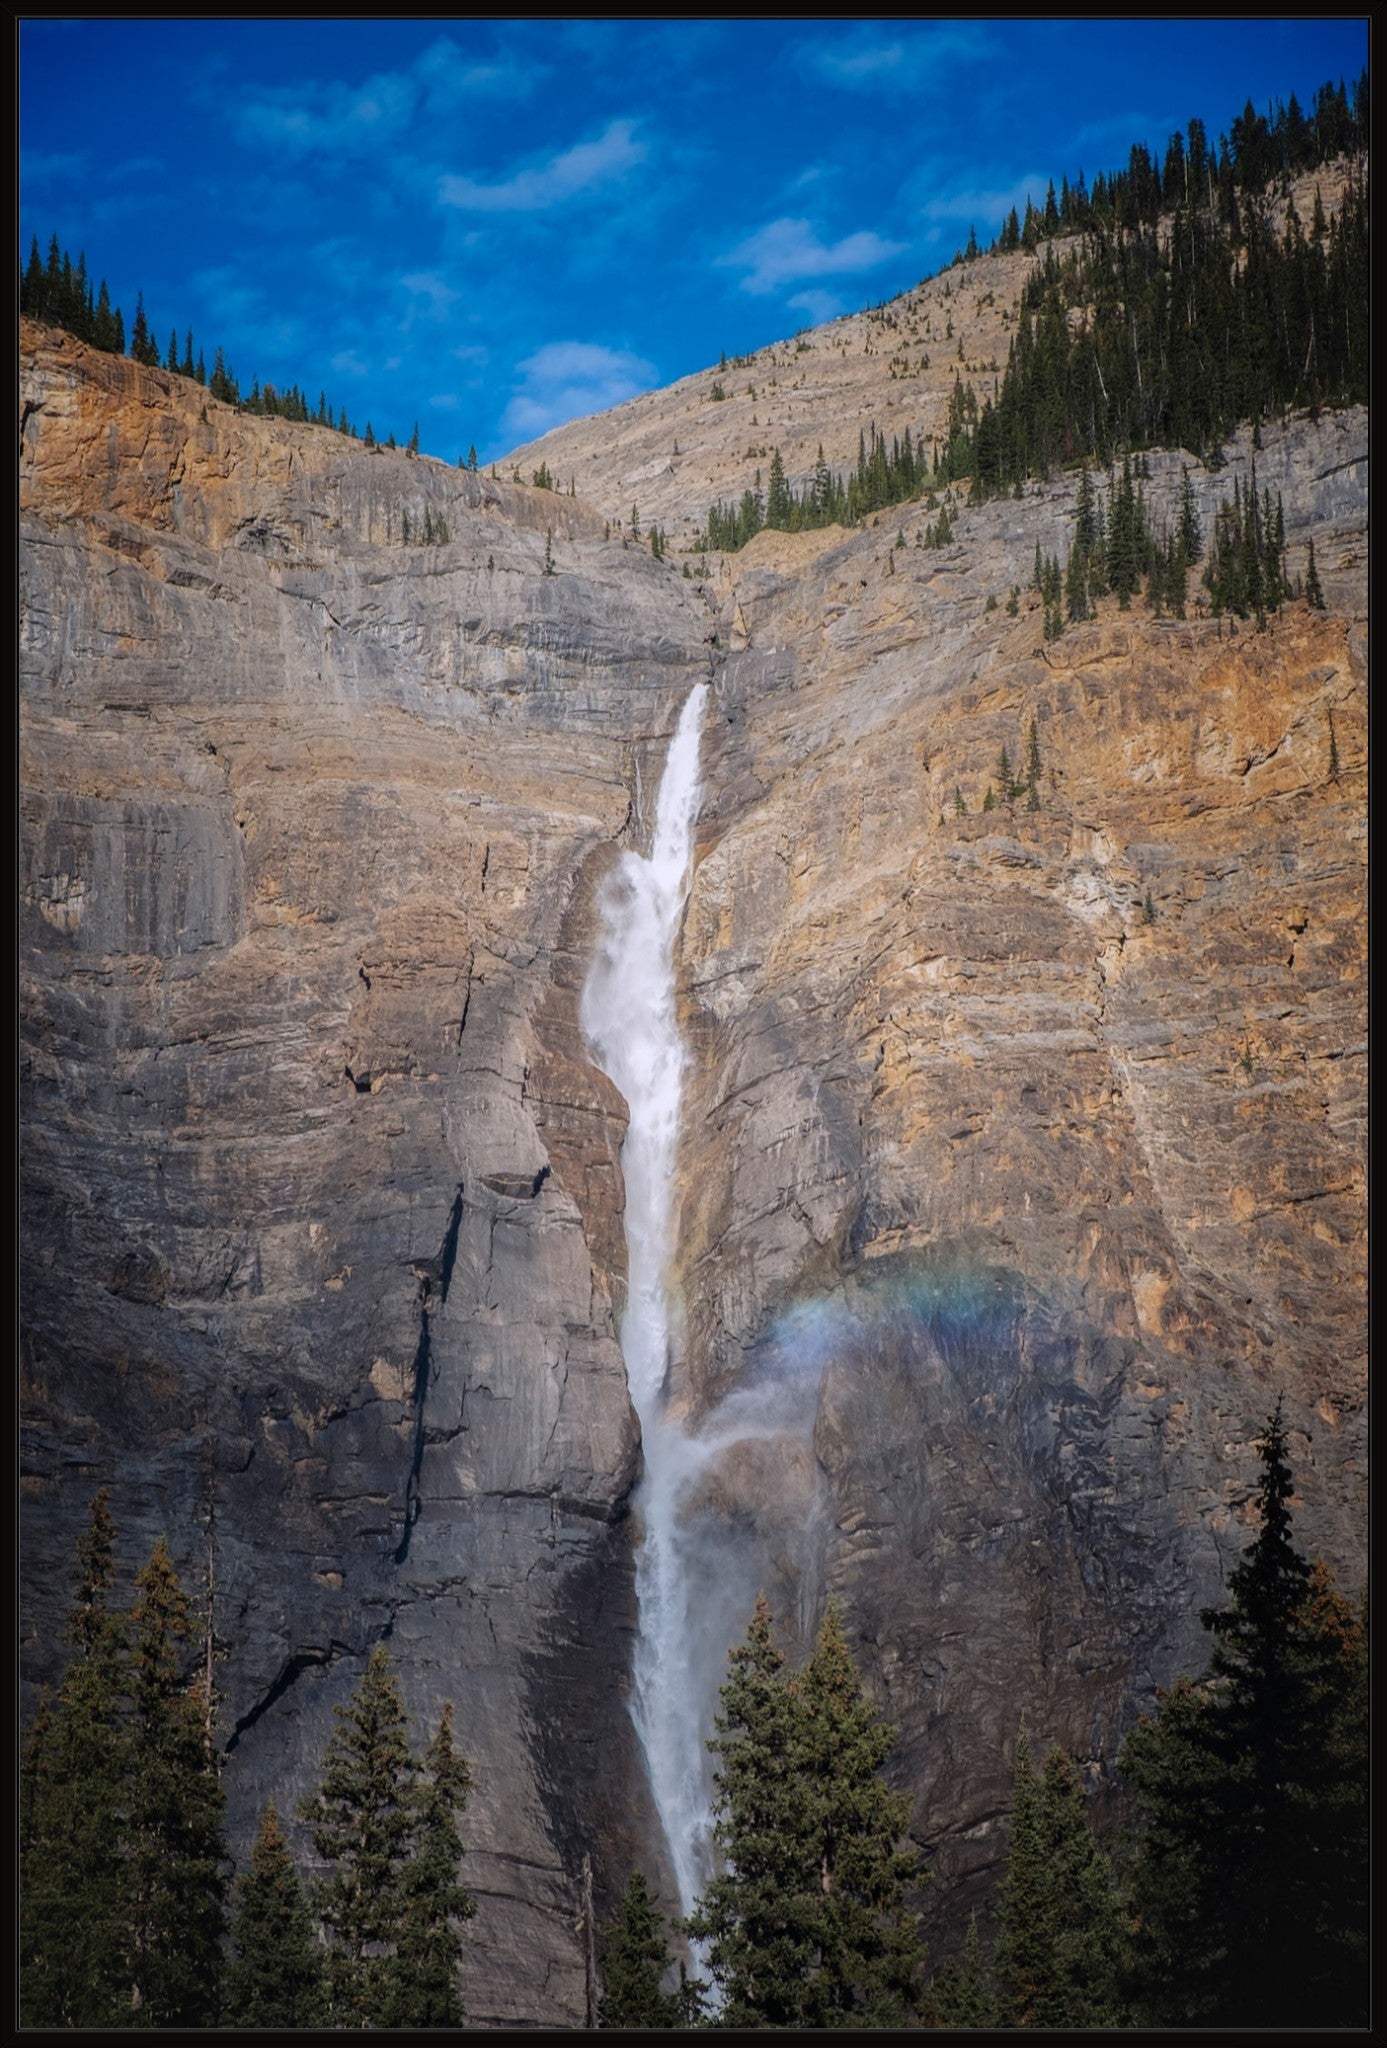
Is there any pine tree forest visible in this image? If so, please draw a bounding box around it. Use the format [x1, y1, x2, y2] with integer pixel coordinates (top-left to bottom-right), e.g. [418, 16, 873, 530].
[700, 74, 1366, 553]
[20, 1405, 1366, 2027]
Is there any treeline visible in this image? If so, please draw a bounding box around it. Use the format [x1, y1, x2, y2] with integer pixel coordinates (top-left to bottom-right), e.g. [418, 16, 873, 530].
[598, 1404, 1366, 2029]
[964, 170, 1367, 495]
[702, 74, 1368, 552]
[985, 75, 1366, 256]
[21, 231, 412, 450]
[945, 73, 1367, 490]
[20, 1498, 472, 2028]
[703, 426, 934, 550]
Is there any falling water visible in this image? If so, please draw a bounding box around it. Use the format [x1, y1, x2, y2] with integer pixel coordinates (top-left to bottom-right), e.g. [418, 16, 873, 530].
[581, 684, 716, 1914]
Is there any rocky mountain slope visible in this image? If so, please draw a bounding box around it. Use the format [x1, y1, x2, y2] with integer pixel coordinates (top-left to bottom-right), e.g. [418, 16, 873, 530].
[500, 160, 1355, 543]
[20, 282, 1366, 2020]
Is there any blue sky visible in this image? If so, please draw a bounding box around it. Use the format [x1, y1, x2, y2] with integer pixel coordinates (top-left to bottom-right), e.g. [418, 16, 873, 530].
[20, 18, 1368, 465]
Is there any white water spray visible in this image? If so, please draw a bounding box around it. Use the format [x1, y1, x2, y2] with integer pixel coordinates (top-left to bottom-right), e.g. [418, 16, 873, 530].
[581, 685, 717, 1914]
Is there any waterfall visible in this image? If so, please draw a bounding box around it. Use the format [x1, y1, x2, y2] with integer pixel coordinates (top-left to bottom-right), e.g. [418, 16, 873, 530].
[580, 684, 715, 1915]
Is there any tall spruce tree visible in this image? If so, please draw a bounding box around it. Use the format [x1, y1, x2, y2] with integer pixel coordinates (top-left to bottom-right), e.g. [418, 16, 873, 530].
[795, 1604, 925, 2025]
[20, 1505, 228, 2028]
[686, 1596, 818, 2025]
[688, 1598, 924, 2026]
[1121, 1400, 1367, 2026]
[994, 1731, 1048, 2023]
[384, 1703, 475, 2026]
[20, 1492, 130, 2027]
[1305, 539, 1326, 608]
[928, 1913, 997, 2028]
[598, 1873, 683, 2027]
[300, 1644, 421, 2026]
[225, 1803, 327, 2028]
[1000, 1741, 1127, 2026]
[123, 1537, 229, 2025]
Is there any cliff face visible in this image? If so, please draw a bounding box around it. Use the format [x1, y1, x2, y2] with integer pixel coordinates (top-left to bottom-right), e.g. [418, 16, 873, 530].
[20, 314, 1366, 2014]
[671, 437, 1366, 1904]
[20, 321, 712, 2021]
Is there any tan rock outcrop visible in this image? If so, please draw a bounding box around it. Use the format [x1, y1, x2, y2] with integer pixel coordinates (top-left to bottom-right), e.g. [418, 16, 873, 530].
[21, 300, 1366, 2008]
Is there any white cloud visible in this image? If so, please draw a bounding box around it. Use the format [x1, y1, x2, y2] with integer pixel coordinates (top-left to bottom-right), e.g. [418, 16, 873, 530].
[400, 270, 460, 318]
[233, 39, 541, 161]
[21, 148, 86, 189]
[722, 217, 906, 296]
[917, 175, 1050, 229]
[797, 25, 990, 94]
[500, 340, 655, 444]
[237, 70, 417, 156]
[438, 119, 645, 213]
[414, 37, 546, 106]
[189, 265, 267, 325]
[788, 288, 846, 326]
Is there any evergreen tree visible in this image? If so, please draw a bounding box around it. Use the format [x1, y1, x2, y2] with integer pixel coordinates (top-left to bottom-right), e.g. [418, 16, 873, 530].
[686, 1597, 817, 2026]
[384, 1704, 475, 2026]
[21, 1507, 228, 2028]
[688, 1599, 924, 2026]
[928, 1913, 997, 2027]
[766, 447, 793, 528]
[22, 232, 44, 316]
[129, 292, 159, 367]
[1121, 1401, 1368, 2027]
[1305, 539, 1326, 609]
[598, 1874, 682, 2027]
[1107, 457, 1141, 606]
[92, 280, 118, 353]
[1064, 542, 1089, 624]
[123, 1537, 229, 2025]
[1179, 468, 1202, 564]
[20, 1492, 130, 2027]
[301, 1644, 421, 2026]
[225, 1803, 327, 2028]
[994, 1732, 1048, 2023]
[996, 1734, 1126, 2025]
[795, 1605, 925, 2025]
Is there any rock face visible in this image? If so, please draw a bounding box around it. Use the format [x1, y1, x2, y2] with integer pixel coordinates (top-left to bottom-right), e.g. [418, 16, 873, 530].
[20, 306, 1366, 2015]
[20, 320, 709, 2022]
[671, 428, 1367, 1915]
